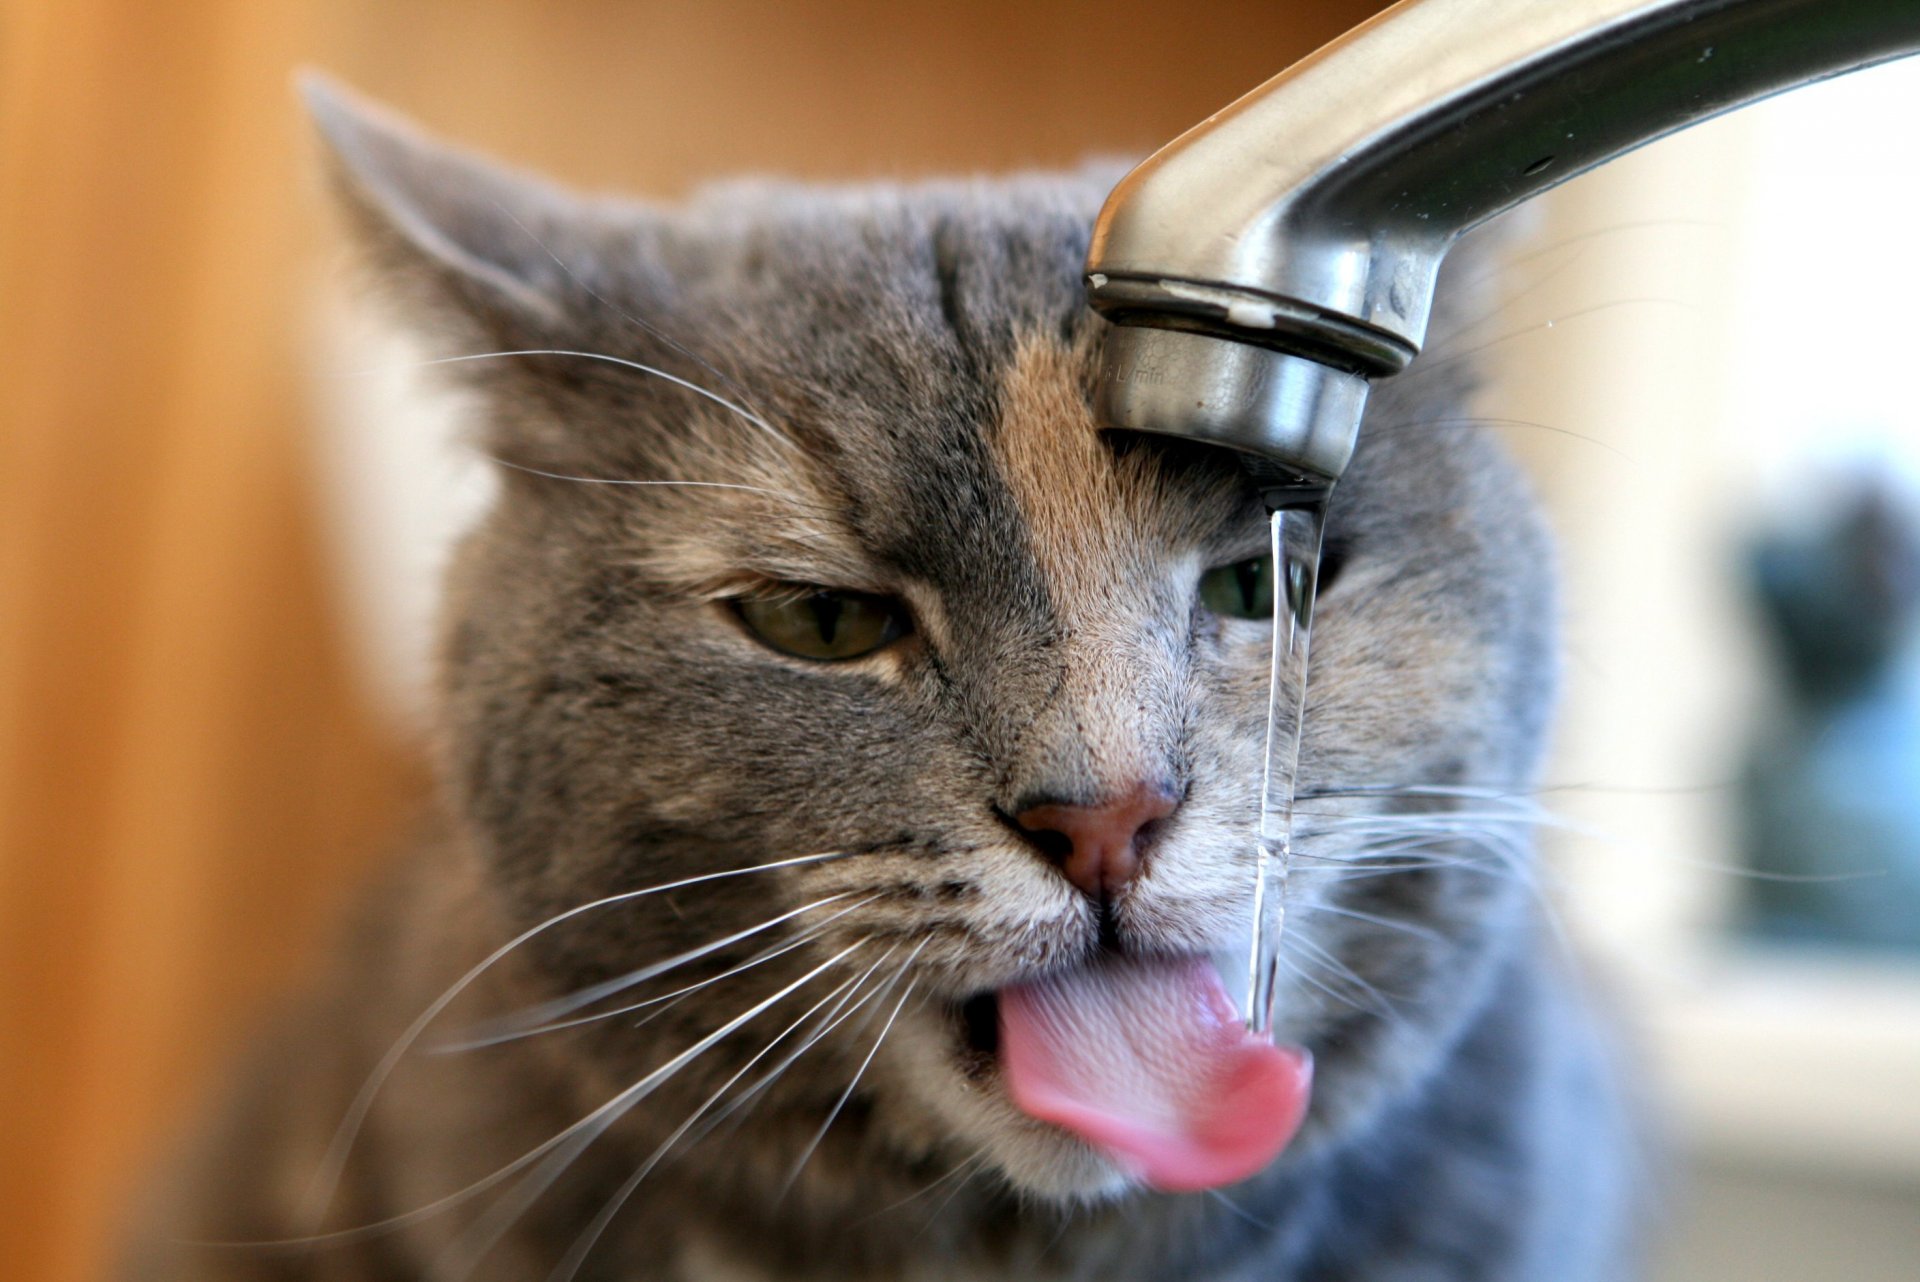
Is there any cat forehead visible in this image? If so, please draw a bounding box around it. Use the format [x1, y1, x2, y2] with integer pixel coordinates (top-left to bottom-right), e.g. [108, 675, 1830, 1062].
[613, 325, 1249, 614]
[609, 186, 1248, 598]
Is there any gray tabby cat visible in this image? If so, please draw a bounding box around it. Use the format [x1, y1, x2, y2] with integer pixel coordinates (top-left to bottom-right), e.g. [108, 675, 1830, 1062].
[127, 79, 1638, 1281]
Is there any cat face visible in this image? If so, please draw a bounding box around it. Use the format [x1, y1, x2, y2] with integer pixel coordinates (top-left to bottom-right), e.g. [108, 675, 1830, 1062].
[313, 82, 1556, 1209]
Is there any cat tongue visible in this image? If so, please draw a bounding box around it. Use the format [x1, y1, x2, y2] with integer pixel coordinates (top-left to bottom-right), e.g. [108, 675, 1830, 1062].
[999, 955, 1311, 1192]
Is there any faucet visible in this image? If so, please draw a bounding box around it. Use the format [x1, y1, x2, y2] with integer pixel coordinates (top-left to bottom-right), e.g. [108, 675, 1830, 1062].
[1087, 0, 1920, 488]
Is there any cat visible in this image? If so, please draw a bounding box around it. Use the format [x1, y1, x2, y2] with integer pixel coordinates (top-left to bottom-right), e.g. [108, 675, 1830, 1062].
[125, 77, 1638, 1281]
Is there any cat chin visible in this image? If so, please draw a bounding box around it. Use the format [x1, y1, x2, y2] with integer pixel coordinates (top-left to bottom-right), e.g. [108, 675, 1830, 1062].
[973, 1127, 1141, 1204]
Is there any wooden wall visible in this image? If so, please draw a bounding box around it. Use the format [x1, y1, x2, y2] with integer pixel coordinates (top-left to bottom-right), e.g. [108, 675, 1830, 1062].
[0, 2, 1386, 1277]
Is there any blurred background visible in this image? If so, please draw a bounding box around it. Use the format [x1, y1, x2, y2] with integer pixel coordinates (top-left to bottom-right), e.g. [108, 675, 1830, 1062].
[1, 2, 1915, 1279]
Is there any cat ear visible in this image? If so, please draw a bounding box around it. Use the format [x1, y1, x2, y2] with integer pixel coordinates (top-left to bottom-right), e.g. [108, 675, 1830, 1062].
[300, 72, 587, 345]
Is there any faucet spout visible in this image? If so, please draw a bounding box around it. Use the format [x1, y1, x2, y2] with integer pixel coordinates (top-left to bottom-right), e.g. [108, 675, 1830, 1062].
[1088, 0, 1920, 481]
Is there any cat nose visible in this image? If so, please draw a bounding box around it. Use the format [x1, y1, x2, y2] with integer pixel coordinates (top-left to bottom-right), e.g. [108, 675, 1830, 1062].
[1012, 780, 1183, 901]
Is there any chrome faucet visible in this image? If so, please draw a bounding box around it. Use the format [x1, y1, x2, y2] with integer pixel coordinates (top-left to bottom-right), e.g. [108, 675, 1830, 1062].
[1087, 0, 1920, 486]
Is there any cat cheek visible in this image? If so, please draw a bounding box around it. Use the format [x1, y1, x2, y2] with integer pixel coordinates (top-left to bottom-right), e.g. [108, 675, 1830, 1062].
[640, 780, 733, 827]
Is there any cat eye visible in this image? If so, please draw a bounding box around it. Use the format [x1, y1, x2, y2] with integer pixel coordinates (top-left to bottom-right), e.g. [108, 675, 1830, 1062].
[734, 589, 910, 661]
[1198, 554, 1276, 620]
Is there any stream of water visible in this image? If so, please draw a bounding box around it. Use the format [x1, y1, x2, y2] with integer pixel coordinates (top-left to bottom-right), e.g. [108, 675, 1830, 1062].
[1245, 483, 1333, 1036]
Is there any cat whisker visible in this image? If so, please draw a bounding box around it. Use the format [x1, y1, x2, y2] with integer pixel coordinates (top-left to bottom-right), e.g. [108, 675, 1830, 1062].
[1364, 805, 1552, 825]
[1292, 843, 1490, 870]
[297, 848, 850, 1231]
[1464, 217, 1725, 289]
[1436, 240, 1604, 344]
[1297, 775, 1566, 825]
[1362, 414, 1631, 461]
[912, 1152, 995, 1243]
[195, 1133, 561, 1254]
[1332, 827, 1578, 961]
[1308, 862, 1502, 883]
[1292, 812, 1556, 842]
[1485, 804, 1886, 885]
[1400, 295, 1696, 383]
[1297, 900, 1451, 947]
[1294, 829, 1536, 894]
[367, 347, 793, 447]
[1302, 781, 1546, 803]
[672, 942, 905, 1154]
[1346, 827, 1540, 881]
[484, 198, 792, 441]
[1306, 777, 1735, 812]
[1298, 839, 1499, 861]
[445, 896, 877, 1052]
[432, 964, 705, 1056]
[1331, 822, 1514, 847]
[854, 1151, 992, 1227]
[220, 944, 874, 1253]
[546, 950, 894, 1282]
[1300, 822, 1540, 853]
[541, 962, 912, 1277]
[485, 455, 803, 499]
[1033, 1198, 1082, 1260]
[434, 891, 874, 1051]
[1304, 828, 1527, 863]
[1278, 952, 1390, 1022]
[430, 939, 870, 1281]
[775, 939, 928, 1203]
[1282, 932, 1407, 1023]
[432, 931, 797, 1056]
[1207, 1188, 1278, 1233]
[1319, 783, 1884, 885]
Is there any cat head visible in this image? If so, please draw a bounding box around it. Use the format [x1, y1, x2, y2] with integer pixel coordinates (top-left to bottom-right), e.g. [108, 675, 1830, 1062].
[310, 78, 1556, 1212]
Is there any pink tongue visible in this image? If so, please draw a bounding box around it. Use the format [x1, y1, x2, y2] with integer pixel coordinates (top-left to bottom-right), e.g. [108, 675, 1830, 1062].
[999, 955, 1311, 1192]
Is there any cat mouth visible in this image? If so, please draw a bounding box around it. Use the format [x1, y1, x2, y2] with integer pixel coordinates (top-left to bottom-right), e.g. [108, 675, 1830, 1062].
[944, 952, 1313, 1192]
[955, 991, 1001, 1064]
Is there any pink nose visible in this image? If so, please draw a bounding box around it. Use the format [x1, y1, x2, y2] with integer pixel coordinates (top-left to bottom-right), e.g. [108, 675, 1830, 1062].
[1014, 781, 1182, 900]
